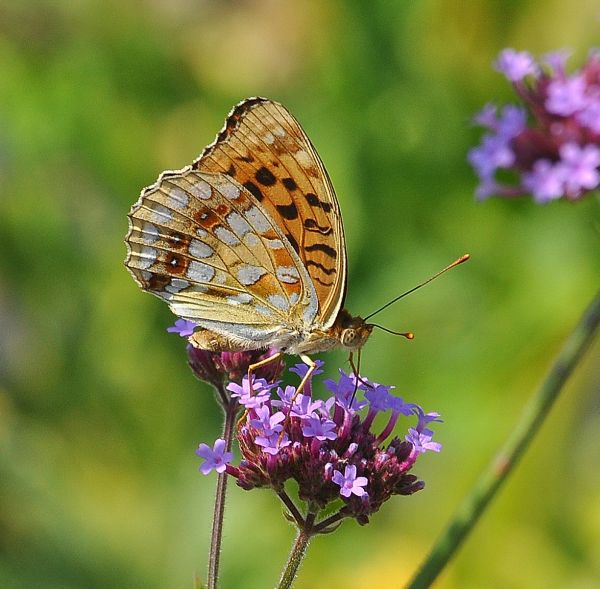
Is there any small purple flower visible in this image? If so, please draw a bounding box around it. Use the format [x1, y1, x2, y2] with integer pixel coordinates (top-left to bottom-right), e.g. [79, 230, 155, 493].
[365, 384, 392, 411]
[558, 142, 600, 196]
[414, 409, 443, 433]
[576, 98, 600, 133]
[227, 376, 274, 408]
[387, 395, 414, 417]
[332, 464, 369, 498]
[196, 439, 233, 474]
[255, 432, 291, 455]
[542, 49, 572, 75]
[250, 406, 285, 436]
[522, 160, 565, 203]
[301, 414, 337, 441]
[324, 370, 367, 413]
[545, 75, 587, 116]
[468, 135, 514, 180]
[290, 359, 325, 379]
[494, 48, 539, 81]
[290, 394, 322, 418]
[167, 318, 197, 337]
[273, 385, 297, 406]
[473, 103, 499, 129]
[406, 429, 442, 455]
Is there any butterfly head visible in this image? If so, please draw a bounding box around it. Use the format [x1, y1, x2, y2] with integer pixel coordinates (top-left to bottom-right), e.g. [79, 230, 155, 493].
[334, 309, 374, 351]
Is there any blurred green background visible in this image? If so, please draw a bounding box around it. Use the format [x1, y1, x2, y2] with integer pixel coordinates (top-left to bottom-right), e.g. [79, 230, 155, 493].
[1, 1, 599, 587]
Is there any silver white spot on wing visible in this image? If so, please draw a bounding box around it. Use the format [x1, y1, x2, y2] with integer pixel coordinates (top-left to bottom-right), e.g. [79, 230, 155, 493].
[190, 179, 212, 200]
[214, 226, 240, 246]
[189, 239, 213, 259]
[167, 187, 189, 209]
[142, 223, 159, 243]
[245, 206, 271, 233]
[149, 204, 173, 224]
[267, 294, 289, 312]
[196, 228, 208, 238]
[137, 246, 157, 269]
[237, 264, 267, 285]
[226, 293, 253, 305]
[265, 238, 284, 250]
[220, 182, 240, 200]
[187, 261, 215, 282]
[273, 125, 286, 137]
[295, 150, 312, 167]
[276, 266, 300, 284]
[227, 211, 252, 237]
[166, 278, 190, 294]
[244, 233, 259, 247]
[263, 132, 275, 144]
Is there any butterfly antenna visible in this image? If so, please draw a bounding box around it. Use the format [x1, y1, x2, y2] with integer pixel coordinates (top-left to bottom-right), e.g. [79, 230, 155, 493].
[364, 254, 470, 321]
[370, 324, 414, 339]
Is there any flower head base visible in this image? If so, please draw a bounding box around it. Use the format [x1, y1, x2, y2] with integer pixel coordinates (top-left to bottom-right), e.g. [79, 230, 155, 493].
[167, 320, 285, 389]
[196, 361, 440, 526]
[470, 47, 600, 202]
[186, 345, 284, 390]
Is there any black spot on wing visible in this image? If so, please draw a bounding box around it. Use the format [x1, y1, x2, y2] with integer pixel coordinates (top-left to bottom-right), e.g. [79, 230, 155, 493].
[243, 181, 264, 202]
[255, 166, 277, 186]
[305, 192, 332, 213]
[282, 177, 298, 191]
[306, 260, 336, 275]
[305, 243, 337, 259]
[276, 202, 299, 220]
[304, 218, 333, 235]
[314, 275, 334, 287]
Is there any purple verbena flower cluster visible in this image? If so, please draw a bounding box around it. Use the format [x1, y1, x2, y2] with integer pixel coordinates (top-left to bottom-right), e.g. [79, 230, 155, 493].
[196, 361, 441, 525]
[469, 47, 600, 203]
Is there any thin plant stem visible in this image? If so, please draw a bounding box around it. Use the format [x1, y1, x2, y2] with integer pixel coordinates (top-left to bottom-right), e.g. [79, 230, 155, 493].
[313, 511, 344, 534]
[276, 529, 312, 589]
[277, 490, 305, 527]
[206, 388, 238, 589]
[407, 288, 600, 589]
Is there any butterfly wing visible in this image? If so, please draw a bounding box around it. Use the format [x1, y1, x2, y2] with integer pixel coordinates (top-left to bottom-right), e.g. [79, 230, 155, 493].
[193, 97, 347, 329]
[125, 167, 319, 348]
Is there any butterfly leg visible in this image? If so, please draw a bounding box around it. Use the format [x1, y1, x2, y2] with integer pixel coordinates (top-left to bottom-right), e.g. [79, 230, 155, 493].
[348, 350, 371, 402]
[277, 354, 316, 445]
[247, 351, 283, 386]
[234, 352, 283, 423]
[294, 354, 317, 399]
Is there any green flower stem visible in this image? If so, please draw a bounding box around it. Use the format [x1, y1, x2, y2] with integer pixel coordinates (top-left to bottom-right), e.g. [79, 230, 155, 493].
[206, 390, 238, 589]
[277, 490, 304, 527]
[407, 288, 600, 589]
[276, 529, 312, 589]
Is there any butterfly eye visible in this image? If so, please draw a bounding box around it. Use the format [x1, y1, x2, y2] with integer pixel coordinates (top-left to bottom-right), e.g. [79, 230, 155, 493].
[341, 329, 357, 348]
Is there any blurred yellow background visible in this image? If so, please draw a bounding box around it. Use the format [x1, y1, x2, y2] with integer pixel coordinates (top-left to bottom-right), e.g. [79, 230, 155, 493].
[1, 1, 599, 587]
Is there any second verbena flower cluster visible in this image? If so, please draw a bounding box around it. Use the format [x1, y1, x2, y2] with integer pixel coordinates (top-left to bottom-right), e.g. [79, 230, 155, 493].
[196, 361, 441, 525]
[469, 48, 600, 203]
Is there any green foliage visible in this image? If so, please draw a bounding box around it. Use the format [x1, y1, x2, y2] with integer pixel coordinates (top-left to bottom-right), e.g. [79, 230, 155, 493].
[1, 1, 599, 587]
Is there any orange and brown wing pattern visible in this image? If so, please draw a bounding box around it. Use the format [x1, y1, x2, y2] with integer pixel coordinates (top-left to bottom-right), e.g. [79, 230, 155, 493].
[125, 167, 319, 344]
[193, 98, 347, 329]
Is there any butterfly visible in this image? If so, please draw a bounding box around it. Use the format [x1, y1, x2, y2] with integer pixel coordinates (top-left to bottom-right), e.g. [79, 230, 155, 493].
[126, 98, 378, 384]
